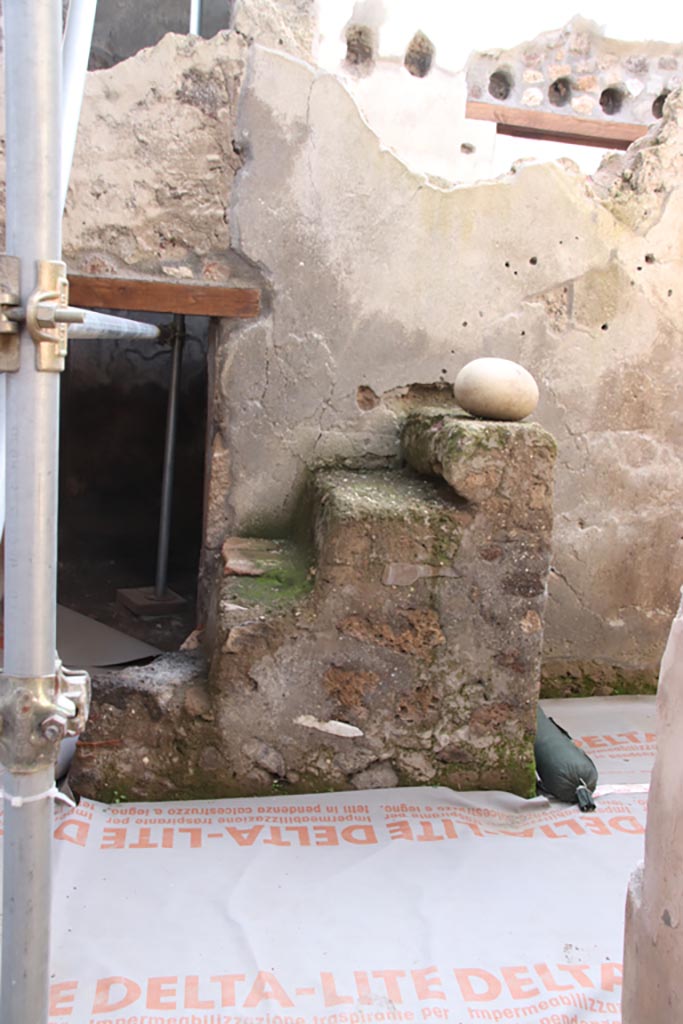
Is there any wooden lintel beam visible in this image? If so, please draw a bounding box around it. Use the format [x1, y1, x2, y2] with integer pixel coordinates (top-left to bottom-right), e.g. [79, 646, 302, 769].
[68, 274, 261, 319]
[466, 100, 649, 151]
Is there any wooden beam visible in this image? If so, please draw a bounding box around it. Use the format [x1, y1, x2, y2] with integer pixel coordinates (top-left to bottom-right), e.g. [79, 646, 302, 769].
[466, 100, 649, 151]
[68, 274, 261, 319]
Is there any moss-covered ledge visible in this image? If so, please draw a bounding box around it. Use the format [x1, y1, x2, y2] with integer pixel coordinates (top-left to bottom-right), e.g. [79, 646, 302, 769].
[401, 408, 557, 524]
[541, 659, 658, 698]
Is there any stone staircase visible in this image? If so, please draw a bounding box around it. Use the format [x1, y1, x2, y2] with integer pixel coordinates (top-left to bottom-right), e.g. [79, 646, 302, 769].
[70, 409, 556, 800]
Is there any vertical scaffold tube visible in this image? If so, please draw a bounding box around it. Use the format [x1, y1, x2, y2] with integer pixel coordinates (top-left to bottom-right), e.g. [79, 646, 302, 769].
[2, 2, 63, 1022]
[61, 0, 98, 213]
[189, 0, 202, 35]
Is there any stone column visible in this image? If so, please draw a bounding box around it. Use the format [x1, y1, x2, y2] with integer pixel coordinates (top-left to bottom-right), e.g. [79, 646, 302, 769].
[622, 589, 683, 1021]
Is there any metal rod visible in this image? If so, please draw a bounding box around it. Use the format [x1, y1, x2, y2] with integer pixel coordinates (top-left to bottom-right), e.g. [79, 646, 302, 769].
[2, 1, 63, 1021]
[155, 315, 185, 598]
[0, 376, 6, 537]
[68, 309, 161, 341]
[61, 0, 98, 213]
[189, 0, 202, 35]
[8, 305, 160, 341]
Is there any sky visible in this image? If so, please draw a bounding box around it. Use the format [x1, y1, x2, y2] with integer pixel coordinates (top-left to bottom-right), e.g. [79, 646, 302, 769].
[383, 2, 682, 69]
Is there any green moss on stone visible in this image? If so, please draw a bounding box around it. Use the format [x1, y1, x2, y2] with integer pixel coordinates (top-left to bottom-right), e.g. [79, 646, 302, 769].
[401, 407, 557, 480]
[541, 664, 658, 698]
[497, 740, 537, 798]
[222, 541, 314, 612]
[316, 468, 454, 522]
[316, 468, 464, 564]
[443, 422, 512, 457]
[432, 734, 536, 798]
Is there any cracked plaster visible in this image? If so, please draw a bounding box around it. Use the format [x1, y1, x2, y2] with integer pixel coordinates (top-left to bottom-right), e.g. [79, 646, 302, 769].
[211, 45, 683, 678]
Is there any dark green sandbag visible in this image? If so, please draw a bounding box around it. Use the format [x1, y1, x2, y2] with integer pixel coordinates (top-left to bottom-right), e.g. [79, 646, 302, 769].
[534, 706, 599, 811]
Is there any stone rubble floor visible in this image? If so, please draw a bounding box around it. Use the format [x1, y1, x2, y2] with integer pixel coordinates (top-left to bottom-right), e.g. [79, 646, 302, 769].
[0, 695, 653, 1022]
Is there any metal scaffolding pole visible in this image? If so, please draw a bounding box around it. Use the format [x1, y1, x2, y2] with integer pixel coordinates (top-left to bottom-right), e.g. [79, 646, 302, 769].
[61, 0, 98, 212]
[116, 316, 188, 617]
[68, 308, 161, 342]
[1, 2, 67, 1021]
[155, 315, 185, 598]
[189, 0, 202, 35]
[1, 6, 157, 1018]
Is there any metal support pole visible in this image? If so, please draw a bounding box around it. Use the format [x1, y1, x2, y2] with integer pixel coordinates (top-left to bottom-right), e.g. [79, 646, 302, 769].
[116, 317, 187, 617]
[189, 0, 202, 35]
[2, 1, 63, 1021]
[155, 315, 185, 598]
[61, 0, 98, 213]
[68, 309, 161, 342]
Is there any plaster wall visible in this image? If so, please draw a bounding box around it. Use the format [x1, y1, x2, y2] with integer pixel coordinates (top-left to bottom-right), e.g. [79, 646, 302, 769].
[210, 45, 683, 683]
[316, 8, 683, 184]
[337, 60, 495, 185]
[316, 7, 498, 185]
[316, 7, 609, 181]
[43, 28, 683, 685]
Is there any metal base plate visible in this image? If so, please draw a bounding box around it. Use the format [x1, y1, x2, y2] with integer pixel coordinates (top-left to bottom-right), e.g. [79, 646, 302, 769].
[116, 586, 187, 618]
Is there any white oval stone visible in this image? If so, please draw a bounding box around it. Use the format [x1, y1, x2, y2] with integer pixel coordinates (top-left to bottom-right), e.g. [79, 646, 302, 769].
[454, 357, 539, 421]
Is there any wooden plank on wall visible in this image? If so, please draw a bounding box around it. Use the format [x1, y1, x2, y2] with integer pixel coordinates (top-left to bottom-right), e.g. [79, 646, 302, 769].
[466, 100, 649, 151]
[68, 275, 261, 318]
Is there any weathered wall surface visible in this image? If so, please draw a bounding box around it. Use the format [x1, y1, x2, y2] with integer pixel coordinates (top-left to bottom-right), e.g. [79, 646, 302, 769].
[59, 9, 314, 272]
[209, 45, 683, 683]
[63, 31, 249, 282]
[231, 0, 317, 63]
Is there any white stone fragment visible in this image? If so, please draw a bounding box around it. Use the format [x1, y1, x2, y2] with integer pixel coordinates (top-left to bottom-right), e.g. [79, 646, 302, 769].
[521, 88, 543, 107]
[295, 715, 363, 738]
[162, 265, 194, 279]
[548, 63, 571, 79]
[454, 358, 539, 421]
[382, 563, 459, 586]
[571, 95, 595, 115]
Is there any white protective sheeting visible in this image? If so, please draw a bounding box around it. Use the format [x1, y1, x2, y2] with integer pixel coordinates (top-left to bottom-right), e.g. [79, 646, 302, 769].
[31, 696, 654, 1024]
[56, 605, 160, 668]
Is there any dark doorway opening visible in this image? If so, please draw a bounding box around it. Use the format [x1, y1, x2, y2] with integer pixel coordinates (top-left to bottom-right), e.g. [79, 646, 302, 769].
[58, 311, 208, 650]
